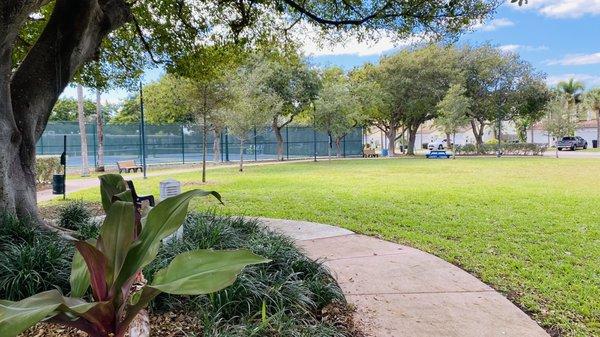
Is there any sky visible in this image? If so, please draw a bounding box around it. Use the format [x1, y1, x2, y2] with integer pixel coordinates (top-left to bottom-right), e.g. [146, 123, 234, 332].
[65, 0, 600, 104]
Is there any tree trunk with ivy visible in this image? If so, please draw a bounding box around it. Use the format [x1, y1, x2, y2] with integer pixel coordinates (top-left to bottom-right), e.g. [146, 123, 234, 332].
[0, 0, 130, 219]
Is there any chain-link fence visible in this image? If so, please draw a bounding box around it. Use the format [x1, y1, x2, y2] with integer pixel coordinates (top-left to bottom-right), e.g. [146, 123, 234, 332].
[37, 122, 364, 168]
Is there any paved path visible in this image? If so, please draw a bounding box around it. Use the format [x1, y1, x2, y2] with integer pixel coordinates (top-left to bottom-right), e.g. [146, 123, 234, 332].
[259, 218, 549, 337]
[543, 150, 600, 158]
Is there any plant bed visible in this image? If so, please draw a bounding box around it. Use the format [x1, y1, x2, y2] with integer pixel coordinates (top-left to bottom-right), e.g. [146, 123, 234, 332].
[6, 201, 361, 337]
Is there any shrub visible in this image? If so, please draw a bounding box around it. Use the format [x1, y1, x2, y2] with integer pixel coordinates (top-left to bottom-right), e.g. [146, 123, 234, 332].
[36, 156, 61, 185]
[0, 214, 72, 301]
[145, 213, 347, 336]
[57, 200, 93, 230]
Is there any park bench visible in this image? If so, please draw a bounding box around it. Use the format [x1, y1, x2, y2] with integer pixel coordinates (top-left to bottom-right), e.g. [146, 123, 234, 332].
[426, 150, 451, 159]
[117, 160, 143, 173]
[363, 148, 379, 158]
[126, 180, 155, 207]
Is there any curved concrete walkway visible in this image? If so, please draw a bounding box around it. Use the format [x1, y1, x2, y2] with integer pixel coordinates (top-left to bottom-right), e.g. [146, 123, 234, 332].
[259, 218, 549, 337]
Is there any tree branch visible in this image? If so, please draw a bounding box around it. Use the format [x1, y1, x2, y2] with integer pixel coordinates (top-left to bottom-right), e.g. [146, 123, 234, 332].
[130, 13, 169, 64]
[282, 0, 392, 26]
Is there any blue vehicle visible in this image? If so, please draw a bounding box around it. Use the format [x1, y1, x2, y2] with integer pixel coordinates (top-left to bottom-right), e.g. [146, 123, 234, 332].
[426, 150, 451, 159]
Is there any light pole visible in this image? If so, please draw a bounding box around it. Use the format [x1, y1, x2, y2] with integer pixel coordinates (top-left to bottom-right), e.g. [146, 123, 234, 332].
[139, 81, 147, 179]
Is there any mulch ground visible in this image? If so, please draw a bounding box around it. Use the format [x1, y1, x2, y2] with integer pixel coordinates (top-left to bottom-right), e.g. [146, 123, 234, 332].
[18, 302, 365, 337]
[19, 312, 202, 337]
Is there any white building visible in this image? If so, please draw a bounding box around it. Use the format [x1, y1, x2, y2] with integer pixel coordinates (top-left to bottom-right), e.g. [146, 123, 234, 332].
[527, 119, 600, 146]
[365, 121, 519, 152]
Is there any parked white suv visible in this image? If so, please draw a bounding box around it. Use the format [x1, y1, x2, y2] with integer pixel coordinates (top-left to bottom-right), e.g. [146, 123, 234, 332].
[427, 139, 449, 150]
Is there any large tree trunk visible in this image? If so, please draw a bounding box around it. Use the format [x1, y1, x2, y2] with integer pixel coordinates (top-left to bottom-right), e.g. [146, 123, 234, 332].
[96, 90, 105, 172]
[386, 128, 397, 156]
[77, 84, 90, 176]
[530, 127, 534, 143]
[273, 119, 284, 161]
[0, 0, 131, 219]
[407, 127, 418, 156]
[470, 119, 485, 153]
[335, 138, 342, 157]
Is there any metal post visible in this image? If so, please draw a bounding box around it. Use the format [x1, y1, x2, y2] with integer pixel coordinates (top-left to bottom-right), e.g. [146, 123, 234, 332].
[313, 120, 317, 162]
[224, 126, 230, 162]
[220, 130, 224, 162]
[62, 135, 67, 200]
[139, 81, 147, 178]
[285, 126, 290, 160]
[361, 127, 365, 157]
[496, 110, 502, 158]
[92, 122, 97, 169]
[181, 124, 185, 164]
[253, 127, 258, 162]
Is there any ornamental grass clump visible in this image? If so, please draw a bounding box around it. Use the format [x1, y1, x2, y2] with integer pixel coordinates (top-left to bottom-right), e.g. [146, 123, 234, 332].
[0, 174, 268, 337]
[57, 200, 93, 231]
[145, 214, 347, 336]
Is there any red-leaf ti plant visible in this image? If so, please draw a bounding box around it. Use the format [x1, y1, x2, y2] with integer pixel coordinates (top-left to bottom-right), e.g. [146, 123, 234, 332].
[0, 174, 269, 337]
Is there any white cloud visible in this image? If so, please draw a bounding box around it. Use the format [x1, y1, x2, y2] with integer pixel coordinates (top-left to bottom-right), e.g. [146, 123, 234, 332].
[498, 44, 549, 52]
[546, 73, 600, 87]
[510, 0, 600, 18]
[298, 24, 429, 57]
[546, 52, 600, 65]
[471, 18, 515, 32]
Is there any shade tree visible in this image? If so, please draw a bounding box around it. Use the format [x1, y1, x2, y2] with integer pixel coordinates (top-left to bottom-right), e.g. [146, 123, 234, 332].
[252, 52, 321, 161]
[378, 45, 462, 155]
[435, 84, 472, 152]
[543, 97, 577, 157]
[459, 45, 546, 151]
[225, 62, 281, 172]
[314, 68, 364, 159]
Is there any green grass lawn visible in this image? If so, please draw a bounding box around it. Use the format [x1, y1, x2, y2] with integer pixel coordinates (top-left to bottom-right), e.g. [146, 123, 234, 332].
[63, 157, 600, 336]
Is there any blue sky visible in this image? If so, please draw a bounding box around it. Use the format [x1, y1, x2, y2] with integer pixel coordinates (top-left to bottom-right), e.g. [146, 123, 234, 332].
[66, 0, 600, 104]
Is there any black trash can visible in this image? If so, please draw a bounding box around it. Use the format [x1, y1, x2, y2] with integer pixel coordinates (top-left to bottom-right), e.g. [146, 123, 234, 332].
[52, 174, 65, 195]
[593, 140, 598, 148]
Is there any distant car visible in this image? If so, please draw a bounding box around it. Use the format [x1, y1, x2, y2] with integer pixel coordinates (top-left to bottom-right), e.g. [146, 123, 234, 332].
[427, 139, 450, 150]
[556, 136, 587, 151]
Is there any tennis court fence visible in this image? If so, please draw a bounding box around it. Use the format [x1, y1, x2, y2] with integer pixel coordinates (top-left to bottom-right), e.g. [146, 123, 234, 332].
[36, 122, 365, 168]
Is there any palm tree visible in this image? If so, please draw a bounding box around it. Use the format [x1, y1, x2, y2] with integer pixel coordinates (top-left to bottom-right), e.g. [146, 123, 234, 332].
[585, 88, 600, 147]
[557, 78, 585, 114]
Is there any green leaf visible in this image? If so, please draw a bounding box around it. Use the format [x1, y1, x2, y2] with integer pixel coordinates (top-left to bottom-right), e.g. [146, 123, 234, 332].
[74, 241, 109, 301]
[70, 250, 90, 297]
[97, 201, 136, 285]
[99, 174, 128, 212]
[149, 249, 269, 295]
[0, 290, 97, 337]
[116, 189, 221, 288]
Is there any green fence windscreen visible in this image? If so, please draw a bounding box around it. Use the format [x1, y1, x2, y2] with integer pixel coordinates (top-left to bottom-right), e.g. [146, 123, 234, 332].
[37, 122, 364, 167]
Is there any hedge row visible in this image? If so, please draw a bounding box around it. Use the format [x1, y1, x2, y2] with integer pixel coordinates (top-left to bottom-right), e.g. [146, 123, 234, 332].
[454, 143, 547, 156]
